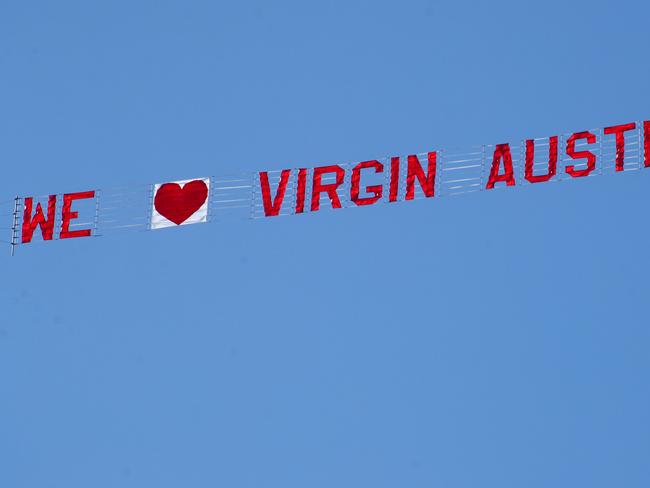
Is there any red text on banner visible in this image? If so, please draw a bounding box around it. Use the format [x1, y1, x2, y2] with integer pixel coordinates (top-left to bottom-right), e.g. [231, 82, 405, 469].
[389, 157, 400, 202]
[604, 123, 636, 172]
[486, 144, 516, 189]
[644, 121, 650, 168]
[406, 152, 437, 200]
[295, 169, 308, 214]
[566, 131, 597, 177]
[525, 137, 558, 183]
[22, 196, 57, 243]
[311, 165, 345, 211]
[22, 192, 96, 243]
[60, 191, 96, 239]
[260, 170, 291, 217]
[351, 160, 383, 206]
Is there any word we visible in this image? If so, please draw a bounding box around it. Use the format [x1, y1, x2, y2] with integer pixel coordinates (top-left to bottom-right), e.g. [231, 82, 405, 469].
[22, 192, 95, 243]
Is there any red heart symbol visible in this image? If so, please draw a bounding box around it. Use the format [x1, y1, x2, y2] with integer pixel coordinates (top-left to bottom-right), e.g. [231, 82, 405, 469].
[154, 180, 209, 225]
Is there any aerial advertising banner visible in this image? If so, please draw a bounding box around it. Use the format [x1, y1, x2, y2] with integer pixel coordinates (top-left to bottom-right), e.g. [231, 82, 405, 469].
[3, 120, 649, 254]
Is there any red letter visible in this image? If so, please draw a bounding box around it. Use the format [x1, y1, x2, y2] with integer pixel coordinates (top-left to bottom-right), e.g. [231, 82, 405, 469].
[259, 170, 291, 217]
[406, 152, 436, 200]
[389, 157, 400, 202]
[60, 191, 95, 239]
[311, 165, 345, 211]
[525, 137, 558, 183]
[350, 160, 383, 206]
[486, 144, 516, 189]
[604, 122, 636, 172]
[22, 195, 56, 243]
[566, 131, 596, 177]
[295, 168, 307, 214]
[643, 120, 650, 168]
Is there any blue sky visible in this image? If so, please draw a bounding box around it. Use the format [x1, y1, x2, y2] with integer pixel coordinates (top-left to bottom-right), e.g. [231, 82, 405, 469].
[1, 1, 649, 487]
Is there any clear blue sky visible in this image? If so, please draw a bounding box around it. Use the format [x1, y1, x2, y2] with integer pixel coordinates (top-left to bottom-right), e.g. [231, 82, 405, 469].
[1, 1, 649, 487]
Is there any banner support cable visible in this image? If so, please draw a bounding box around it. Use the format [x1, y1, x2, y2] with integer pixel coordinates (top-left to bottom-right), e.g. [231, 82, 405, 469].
[10, 196, 19, 256]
